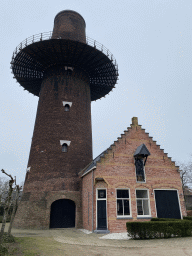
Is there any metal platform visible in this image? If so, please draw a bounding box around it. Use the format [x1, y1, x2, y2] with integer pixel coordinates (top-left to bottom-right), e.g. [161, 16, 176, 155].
[11, 32, 119, 101]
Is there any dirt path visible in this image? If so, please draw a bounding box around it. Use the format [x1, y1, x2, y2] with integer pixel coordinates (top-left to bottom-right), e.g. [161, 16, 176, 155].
[1, 224, 192, 256]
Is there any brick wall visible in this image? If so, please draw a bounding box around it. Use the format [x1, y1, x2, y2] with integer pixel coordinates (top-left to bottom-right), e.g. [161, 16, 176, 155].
[13, 66, 92, 229]
[82, 118, 187, 233]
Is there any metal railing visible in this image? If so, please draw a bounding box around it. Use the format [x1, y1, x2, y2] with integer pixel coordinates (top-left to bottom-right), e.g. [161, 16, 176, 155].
[12, 31, 117, 68]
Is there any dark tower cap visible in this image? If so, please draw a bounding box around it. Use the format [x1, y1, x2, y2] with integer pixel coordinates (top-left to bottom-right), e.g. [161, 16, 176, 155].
[11, 10, 119, 101]
[52, 10, 86, 43]
[54, 10, 86, 26]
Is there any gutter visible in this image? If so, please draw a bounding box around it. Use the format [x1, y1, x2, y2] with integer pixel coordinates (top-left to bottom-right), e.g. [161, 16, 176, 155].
[92, 168, 94, 232]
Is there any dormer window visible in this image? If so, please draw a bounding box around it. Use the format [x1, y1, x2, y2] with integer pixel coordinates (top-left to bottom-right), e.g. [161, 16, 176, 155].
[134, 144, 150, 183]
[62, 143, 68, 152]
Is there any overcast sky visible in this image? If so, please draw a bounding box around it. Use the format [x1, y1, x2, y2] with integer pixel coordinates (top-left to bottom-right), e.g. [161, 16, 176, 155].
[0, 0, 192, 185]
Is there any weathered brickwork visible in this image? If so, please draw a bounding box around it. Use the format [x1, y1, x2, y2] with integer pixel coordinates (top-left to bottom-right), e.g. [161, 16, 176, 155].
[52, 10, 86, 43]
[13, 11, 92, 229]
[81, 117, 186, 233]
[13, 191, 82, 229]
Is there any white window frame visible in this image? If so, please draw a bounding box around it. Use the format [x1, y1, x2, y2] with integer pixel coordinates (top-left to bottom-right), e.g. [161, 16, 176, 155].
[136, 189, 151, 218]
[116, 188, 132, 218]
[96, 188, 108, 230]
[153, 189, 183, 219]
[134, 158, 146, 183]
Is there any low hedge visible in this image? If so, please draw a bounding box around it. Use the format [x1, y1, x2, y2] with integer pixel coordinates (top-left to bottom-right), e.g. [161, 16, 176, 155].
[151, 217, 192, 221]
[183, 216, 192, 221]
[126, 220, 192, 239]
[151, 218, 179, 221]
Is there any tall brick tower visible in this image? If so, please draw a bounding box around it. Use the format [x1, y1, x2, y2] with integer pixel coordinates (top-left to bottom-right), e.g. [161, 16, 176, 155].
[11, 10, 118, 229]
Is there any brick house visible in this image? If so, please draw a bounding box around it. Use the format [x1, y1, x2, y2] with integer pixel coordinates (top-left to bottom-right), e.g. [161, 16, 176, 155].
[79, 117, 187, 233]
[11, 10, 187, 233]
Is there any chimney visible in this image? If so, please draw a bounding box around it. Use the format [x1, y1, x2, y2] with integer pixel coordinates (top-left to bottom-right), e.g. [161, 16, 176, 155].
[132, 117, 138, 126]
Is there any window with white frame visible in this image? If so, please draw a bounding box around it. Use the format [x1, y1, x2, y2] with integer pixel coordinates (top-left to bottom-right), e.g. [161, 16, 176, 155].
[116, 189, 130, 216]
[136, 189, 150, 216]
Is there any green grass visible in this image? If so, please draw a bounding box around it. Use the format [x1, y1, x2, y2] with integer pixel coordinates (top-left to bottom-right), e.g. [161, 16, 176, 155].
[0, 235, 41, 255]
[0, 235, 66, 256]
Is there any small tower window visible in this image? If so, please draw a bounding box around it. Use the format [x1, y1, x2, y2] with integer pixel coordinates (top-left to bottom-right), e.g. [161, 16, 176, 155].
[64, 104, 70, 112]
[62, 143, 68, 152]
[63, 101, 72, 111]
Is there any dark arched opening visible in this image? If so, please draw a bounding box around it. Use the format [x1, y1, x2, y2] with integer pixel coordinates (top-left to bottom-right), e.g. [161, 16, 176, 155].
[50, 199, 76, 228]
[64, 104, 70, 111]
[62, 143, 68, 152]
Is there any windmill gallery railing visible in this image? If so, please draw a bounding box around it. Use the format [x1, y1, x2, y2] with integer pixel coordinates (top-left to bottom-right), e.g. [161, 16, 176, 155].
[11, 31, 118, 68]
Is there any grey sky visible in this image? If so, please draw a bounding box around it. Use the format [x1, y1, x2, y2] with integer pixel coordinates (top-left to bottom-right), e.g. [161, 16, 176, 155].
[0, 0, 192, 185]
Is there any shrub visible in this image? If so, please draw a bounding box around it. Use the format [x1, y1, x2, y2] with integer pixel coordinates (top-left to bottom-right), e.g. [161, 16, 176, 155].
[0, 244, 8, 255]
[126, 220, 192, 239]
[151, 218, 179, 221]
[183, 216, 192, 221]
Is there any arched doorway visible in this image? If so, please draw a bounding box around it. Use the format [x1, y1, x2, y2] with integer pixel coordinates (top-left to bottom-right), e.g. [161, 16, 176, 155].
[50, 199, 76, 228]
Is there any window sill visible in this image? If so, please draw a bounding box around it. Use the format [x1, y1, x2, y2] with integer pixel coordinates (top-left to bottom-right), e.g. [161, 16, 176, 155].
[137, 216, 152, 219]
[117, 217, 133, 219]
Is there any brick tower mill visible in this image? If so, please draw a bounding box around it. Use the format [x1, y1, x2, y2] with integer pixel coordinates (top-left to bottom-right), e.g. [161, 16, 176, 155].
[11, 10, 118, 229]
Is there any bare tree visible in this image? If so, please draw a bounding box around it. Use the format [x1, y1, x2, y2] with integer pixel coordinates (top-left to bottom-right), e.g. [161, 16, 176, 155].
[0, 169, 15, 244]
[176, 158, 192, 192]
[8, 181, 22, 236]
[0, 177, 9, 207]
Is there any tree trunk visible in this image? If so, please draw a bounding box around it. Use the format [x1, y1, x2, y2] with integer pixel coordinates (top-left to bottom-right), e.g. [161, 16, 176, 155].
[8, 187, 19, 236]
[0, 203, 9, 243]
[0, 187, 14, 243]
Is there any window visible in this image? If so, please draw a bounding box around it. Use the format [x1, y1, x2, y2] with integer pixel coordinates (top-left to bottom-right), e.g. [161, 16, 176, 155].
[135, 157, 145, 182]
[62, 143, 68, 152]
[98, 189, 106, 199]
[136, 190, 150, 216]
[116, 189, 130, 216]
[64, 104, 70, 111]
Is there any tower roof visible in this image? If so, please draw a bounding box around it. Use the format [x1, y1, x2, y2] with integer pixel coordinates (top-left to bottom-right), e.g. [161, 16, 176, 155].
[11, 10, 118, 101]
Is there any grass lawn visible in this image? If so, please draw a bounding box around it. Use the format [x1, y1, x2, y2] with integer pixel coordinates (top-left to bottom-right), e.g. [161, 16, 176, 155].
[1, 236, 68, 256]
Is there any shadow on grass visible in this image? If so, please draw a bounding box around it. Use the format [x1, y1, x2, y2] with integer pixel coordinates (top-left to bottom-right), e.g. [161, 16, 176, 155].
[0, 232, 40, 256]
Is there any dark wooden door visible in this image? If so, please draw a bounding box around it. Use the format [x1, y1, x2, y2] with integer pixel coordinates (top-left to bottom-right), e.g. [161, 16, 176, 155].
[97, 200, 107, 229]
[155, 190, 181, 219]
[50, 199, 76, 228]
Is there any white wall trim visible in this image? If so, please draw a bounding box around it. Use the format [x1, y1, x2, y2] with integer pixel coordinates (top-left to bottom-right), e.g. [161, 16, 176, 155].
[64, 66, 74, 71]
[63, 101, 72, 107]
[81, 166, 96, 177]
[60, 140, 71, 146]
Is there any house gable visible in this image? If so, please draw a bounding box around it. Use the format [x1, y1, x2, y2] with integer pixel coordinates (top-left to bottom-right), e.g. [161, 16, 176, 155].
[81, 117, 186, 233]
